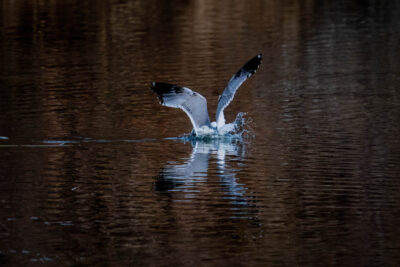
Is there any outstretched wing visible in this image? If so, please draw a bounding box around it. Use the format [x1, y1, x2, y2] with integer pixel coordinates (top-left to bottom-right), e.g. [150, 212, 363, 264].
[151, 82, 211, 134]
[216, 54, 262, 126]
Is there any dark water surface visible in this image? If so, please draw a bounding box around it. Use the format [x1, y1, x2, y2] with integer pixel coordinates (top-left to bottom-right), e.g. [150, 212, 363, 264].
[1, 1, 400, 266]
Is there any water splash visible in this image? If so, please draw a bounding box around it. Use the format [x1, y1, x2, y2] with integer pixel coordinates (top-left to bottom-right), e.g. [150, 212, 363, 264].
[231, 112, 254, 140]
[180, 112, 254, 142]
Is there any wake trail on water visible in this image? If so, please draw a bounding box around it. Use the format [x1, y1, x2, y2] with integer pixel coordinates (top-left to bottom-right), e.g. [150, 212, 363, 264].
[0, 114, 254, 147]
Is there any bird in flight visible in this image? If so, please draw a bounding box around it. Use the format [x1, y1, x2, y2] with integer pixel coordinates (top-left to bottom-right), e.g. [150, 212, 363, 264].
[151, 54, 262, 136]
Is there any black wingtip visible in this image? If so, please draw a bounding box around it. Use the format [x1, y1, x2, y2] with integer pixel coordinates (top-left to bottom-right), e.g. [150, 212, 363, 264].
[150, 82, 186, 105]
[150, 82, 166, 104]
[245, 53, 262, 72]
[151, 82, 184, 95]
[236, 53, 263, 78]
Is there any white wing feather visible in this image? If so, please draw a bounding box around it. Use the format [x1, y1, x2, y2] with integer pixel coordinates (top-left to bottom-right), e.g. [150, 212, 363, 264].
[151, 82, 211, 135]
[216, 54, 262, 128]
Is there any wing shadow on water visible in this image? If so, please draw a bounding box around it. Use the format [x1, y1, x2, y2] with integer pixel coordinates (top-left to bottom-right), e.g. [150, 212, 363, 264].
[154, 138, 251, 211]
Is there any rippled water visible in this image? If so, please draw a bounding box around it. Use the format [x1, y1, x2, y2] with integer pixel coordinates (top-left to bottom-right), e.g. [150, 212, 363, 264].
[1, 1, 400, 266]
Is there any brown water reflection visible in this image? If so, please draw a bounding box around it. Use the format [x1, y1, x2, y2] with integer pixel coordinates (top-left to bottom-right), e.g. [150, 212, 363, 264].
[1, 0, 400, 266]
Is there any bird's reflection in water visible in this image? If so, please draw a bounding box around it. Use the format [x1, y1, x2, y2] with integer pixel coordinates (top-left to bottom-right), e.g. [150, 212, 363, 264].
[154, 138, 252, 216]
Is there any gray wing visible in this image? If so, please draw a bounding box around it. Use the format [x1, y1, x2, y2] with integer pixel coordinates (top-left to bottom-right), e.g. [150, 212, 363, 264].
[151, 82, 211, 134]
[216, 54, 262, 125]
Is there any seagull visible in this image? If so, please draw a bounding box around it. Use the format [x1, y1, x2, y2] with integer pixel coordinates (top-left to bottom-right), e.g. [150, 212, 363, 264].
[151, 53, 262, 136]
